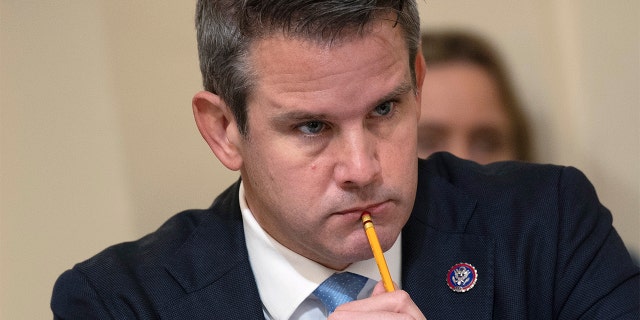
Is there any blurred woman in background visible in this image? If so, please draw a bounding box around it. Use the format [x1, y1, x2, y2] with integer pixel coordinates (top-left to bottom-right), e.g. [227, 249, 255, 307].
[419, 30, 533, 164]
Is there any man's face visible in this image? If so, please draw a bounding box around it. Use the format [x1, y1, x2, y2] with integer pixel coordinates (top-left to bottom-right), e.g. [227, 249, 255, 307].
[235, 20, 421, 270]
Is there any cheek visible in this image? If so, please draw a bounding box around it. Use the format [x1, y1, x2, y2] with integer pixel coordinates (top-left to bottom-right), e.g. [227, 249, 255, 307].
[390, 121, 418, 155]
[379, 136, 418, 184]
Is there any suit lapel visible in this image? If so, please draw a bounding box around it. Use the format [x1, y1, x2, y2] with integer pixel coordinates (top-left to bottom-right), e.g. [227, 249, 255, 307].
[161, 181, 265, 319]
[403, 160, 494, 319]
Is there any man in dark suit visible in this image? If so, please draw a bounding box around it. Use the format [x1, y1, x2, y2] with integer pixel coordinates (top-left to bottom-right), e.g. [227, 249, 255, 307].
[51, 0, 639, 319]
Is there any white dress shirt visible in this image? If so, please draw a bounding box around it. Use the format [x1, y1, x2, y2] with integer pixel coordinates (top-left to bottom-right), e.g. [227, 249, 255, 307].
[239, 182, 402, 319]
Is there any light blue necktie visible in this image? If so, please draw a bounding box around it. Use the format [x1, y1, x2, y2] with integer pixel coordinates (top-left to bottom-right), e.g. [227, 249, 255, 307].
[313, 272, 368, 314]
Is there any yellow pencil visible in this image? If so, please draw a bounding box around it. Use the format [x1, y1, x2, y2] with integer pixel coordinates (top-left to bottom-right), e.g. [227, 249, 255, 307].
[361, 212, 395, 292]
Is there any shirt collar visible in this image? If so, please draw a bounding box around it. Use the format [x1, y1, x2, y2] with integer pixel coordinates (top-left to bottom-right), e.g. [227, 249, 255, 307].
[239, 182, 401, 320]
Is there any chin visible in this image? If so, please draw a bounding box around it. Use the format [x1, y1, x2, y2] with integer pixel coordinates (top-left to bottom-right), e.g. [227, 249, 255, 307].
[334, 243, 376, 266]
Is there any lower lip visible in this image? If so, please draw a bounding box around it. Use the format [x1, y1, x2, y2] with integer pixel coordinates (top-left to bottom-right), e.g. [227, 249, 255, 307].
[337, 202, 390, 219]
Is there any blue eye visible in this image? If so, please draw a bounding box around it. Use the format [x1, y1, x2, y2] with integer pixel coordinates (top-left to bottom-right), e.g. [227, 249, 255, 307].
[374, 101, 394, 116]
[298, 121, 325, 135]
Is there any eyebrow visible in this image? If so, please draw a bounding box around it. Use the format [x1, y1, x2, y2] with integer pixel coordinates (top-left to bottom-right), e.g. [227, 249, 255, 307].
[270, 110, 328, 126]
[374, 80, 414, 107]
[269, 80, 415, 124]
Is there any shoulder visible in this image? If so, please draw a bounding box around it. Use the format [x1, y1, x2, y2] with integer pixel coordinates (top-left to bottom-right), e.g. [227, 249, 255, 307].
[418, 152, 594, 204]
[77, 180, 240, 268]
[420, 152, 571, 189]
[415, 152, 604, 232]
[51, 180, 244, 318]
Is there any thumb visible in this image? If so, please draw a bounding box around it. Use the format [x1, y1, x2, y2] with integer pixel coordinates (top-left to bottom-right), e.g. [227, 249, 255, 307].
[371, 280, 399, 296]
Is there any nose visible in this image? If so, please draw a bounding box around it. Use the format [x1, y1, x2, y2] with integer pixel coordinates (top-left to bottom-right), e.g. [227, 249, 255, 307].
[333, 128, 381, 189]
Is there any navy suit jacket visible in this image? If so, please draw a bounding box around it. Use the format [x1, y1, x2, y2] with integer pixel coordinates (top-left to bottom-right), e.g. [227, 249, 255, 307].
[52, 153, 639, 319]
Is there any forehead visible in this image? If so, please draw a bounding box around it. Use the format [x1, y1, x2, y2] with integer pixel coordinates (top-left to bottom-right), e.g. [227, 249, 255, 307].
[246, 21, 410, 113]
[422, 62, 508, 124]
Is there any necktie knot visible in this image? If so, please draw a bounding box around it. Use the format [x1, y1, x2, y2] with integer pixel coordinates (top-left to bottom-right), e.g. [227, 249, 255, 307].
[313, 272, 368, 314]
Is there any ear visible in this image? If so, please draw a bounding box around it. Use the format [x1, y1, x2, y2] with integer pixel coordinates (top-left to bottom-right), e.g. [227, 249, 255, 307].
[192, 91, 243, 171]
[414, 48, 427, 118]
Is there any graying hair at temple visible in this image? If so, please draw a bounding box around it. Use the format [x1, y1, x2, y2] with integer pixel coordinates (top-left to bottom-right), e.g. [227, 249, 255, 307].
[195, 0, 420, 135]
